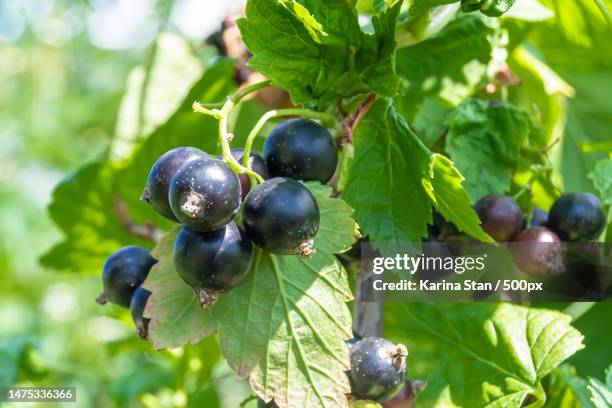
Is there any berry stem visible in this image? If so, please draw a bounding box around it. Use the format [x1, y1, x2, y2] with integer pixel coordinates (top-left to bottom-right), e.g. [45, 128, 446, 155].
[564, 301, 595, 322]
[217, 81, 275, 183]
[241, 108, 337, 172]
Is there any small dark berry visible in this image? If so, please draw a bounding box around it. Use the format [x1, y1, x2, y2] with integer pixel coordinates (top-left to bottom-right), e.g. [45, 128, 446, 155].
[530, 207, 548, 228]
[142, 147, 208, 221]
[512, 228, 564, 278]
[547, 193, 605, 241]
[169, 158, 241, 232]
[243, 178, 319, 256]
[264, 119, 338, 183]
[349, 337, 408, 402]
[98, 246, 157, 308]
[173, 222, 252, 307]
[130, 287, 152, 339]
[474, 195, 524, 242]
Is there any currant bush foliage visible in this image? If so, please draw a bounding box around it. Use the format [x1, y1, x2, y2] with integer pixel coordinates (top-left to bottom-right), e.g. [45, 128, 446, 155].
[41, 0, 612, 407]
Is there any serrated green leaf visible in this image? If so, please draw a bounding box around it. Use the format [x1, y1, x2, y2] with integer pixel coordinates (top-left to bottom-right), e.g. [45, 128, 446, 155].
[423, 154, 494, 242]
[238, 0, 400, 107]
[142, 186, 357, 408]
[216, 250, 352, 408]
[444, 98, 536, 200]
[343, 98, 433, 244]
[385, 303, 585, 407]
[305, 182, 358, 253]
[588, 159, 612, 206]
[588, 366, 612, 408]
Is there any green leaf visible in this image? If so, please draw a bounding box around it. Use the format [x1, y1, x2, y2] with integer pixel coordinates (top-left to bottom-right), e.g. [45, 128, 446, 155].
[542, 365, 595, 408]
[588, 158, 612, 206]
[343, 98, 433, 244]
[143, 185, 357, 408]
[395, 14, 505, 121]
[444, 98, 536, 200]
[385, 303, 585, 407]
[305, 182, 358, 253]
[588, 366, 612, 408]
[423, 154, 494, 242]
[215, 250, 352, 407]
[238, 0, 400, 107]
[41, 161, 153, 274]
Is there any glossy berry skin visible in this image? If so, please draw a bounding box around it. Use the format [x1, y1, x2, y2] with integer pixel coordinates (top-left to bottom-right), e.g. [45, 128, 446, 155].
[512, 228, 564, 278]
[100, 246, 157, 308]
[217, 149, 269, 199]
[530, 207, 548, 228]
[142, 147, 208, 221]
[130, 287, 152, 339]
[474, 195, 524, 242]
[174, 222, 252, 304]
[547, 193, 605, 241]
[348, 337, 408, 402]
[264, 118, 338, 183]
[243, 178, 319, 255]
[169, 158, 242, 232]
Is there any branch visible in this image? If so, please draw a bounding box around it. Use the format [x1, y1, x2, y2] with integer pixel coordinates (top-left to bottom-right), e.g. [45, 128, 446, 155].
[342, 94, 376, 145]
[112, 196, 162, 244]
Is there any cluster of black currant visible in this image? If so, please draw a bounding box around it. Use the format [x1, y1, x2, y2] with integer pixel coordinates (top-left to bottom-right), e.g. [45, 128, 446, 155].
[472, 192, 606, 277]
[97, 118, 339, 335]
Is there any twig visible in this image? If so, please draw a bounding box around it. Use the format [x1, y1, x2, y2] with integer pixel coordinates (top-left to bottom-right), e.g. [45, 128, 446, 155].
[342, 94, 376, 145]
[112, 196, 162, 244]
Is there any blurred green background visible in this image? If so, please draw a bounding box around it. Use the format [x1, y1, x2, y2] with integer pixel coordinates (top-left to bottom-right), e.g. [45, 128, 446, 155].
[0, 0, 610, 407]
[0, 1, 259, 407]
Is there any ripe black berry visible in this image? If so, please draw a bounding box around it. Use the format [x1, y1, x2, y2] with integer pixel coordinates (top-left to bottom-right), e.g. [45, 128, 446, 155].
[512, 228, 564, 278]
[474, 195, 524, 242]
[264, 118, 338, 183]
[173, 222, 252, 306]
[142, 147, 208, 221]
[530, 207, 548, 228]
[547, 193, 605, 241]
[348, 337, 408, 402]
[169, 158, 241, 232]
[97, 246, 157, 308]
[217, 149, 269, 199]
[130, 286, 152, 339]
[243, 178, 319, 256]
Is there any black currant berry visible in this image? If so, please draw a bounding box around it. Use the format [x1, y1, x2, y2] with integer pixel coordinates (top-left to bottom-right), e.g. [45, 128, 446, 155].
[530, 207, 548, 228]
[217, 149, 269, 199]
[474, 195, 524, 242]
[130, 286, 152, 339]
[512, 228, 565, 278]
[547, 193, 605, 241]
[349, 337, 408, 402]
[142, 147, 208, 221]
[264, 118, 338, 183]
[97, 246, 157, 308]
[169, 158, 241, 232]
[243, 178, 319, 256]
[173, 222, 252, 306]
